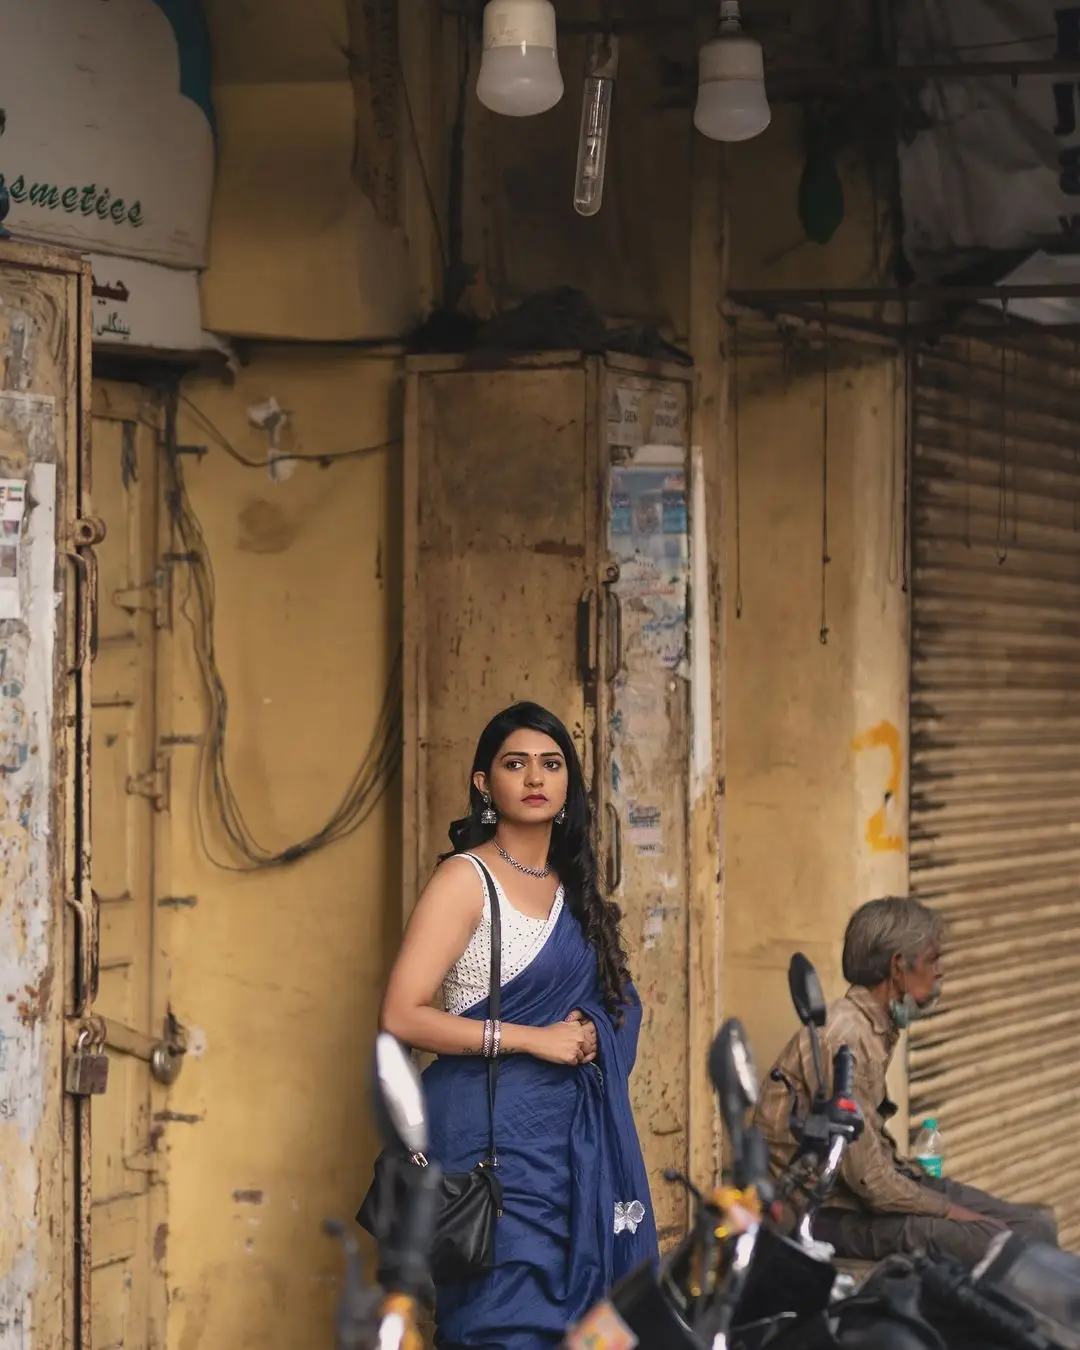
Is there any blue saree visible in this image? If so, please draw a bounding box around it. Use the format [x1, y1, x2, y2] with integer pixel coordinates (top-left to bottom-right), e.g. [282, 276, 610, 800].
[423, 900, 657, 1350]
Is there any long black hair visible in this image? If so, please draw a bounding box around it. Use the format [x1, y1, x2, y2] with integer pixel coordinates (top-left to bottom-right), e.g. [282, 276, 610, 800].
[445, 701, 631, 1020]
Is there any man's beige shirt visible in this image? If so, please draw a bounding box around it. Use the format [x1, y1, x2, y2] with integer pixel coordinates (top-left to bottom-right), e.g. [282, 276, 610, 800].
[753, 986, 949, 1217]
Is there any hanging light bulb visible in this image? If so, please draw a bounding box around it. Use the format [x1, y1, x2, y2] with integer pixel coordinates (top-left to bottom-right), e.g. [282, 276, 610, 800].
[476, 0, 564, 118]
[573, 33, 619, 217]
[694, 0, 771, 143]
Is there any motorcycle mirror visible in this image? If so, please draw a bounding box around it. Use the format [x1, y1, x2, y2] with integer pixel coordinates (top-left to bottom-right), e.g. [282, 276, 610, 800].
[788, 953, 827, 1029]
[372, 1032, 429, 1156]
[708, 1018, 760, 1144]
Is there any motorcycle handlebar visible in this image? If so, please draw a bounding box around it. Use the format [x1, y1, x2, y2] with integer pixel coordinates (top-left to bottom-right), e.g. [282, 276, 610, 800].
[833, 1045, 854, 1101]
[921, 1259, 1051, 1350]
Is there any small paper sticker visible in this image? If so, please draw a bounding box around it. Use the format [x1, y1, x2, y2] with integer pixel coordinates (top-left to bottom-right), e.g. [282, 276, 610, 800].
[565, 1300, 639, 1350]
[627, 802, 662, 855]
[643, 906, 665, 950]
[0, 479, 27, 619]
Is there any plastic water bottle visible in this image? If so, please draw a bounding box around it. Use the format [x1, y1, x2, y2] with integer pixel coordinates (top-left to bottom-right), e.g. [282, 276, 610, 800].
[913, 1118, 945, 1179]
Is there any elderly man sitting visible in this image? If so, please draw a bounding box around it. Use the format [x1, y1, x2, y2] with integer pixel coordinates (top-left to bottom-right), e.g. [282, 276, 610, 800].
[754, 896, 1058, 1267]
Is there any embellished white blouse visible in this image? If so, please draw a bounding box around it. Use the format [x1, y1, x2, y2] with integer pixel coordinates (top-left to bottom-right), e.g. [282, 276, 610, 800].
[441, 853, 564, 1016]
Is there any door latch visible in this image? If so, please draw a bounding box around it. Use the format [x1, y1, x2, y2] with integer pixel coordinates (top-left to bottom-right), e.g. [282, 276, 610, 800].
[103, 1014, 188, 1086]
[127, 751, 170, 812]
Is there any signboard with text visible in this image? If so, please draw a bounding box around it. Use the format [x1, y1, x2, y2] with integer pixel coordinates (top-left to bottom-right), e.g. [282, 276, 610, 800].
[89, 253, 224, 352]
[897, 2, 1080, 270]
[0, 0, 215, 269]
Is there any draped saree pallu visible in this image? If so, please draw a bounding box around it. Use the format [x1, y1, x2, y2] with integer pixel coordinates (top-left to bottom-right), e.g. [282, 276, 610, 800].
[424, 900, 658, 1350]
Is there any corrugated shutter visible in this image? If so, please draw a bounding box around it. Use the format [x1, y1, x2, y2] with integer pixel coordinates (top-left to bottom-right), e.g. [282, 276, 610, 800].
[910, 333, 1080, 1251]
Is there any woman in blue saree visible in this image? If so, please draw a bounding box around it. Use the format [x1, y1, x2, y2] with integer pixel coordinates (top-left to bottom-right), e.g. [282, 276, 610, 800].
[380, 702, 657, 1350]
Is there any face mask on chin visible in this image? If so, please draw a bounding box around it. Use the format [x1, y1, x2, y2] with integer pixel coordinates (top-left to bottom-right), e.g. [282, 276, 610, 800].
[889, 981, 942, 1030]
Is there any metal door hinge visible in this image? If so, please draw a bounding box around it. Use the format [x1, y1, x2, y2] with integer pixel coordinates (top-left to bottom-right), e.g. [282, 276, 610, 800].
[72, 515, 106, 549]
[114, 567, 170, 630]
[127, 750, 170, 812]
[67, 515, 106, 672]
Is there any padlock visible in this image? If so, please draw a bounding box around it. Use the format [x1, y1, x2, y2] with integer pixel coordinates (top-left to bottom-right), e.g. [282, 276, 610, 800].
[66, 1028, 110, 1096]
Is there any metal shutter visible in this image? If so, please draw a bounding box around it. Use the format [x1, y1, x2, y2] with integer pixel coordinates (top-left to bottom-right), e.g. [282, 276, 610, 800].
[910, 333, 1080, 1250]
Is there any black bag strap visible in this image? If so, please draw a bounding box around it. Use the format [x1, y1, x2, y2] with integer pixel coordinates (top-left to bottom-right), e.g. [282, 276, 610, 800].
[472, 856, 502, 1167]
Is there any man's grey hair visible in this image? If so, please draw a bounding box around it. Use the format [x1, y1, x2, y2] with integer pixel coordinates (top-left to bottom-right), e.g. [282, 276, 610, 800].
[842, 896, 946, 988]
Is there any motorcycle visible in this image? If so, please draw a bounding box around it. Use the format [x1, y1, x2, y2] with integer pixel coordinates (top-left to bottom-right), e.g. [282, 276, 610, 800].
[329, 969, 1080, 1350]
[563, 952, 863, 1350]
[565, 954, 1080, 1350]
[325, 1031, 437, 1350]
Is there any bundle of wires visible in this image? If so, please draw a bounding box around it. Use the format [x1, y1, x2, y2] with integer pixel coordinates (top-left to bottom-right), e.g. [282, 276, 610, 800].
[164, 395, 402, 871]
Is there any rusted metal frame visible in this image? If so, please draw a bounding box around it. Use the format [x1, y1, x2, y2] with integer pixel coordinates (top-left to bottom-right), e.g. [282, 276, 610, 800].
[725, 298, 1080, 368]
[0, 234, 90, 277]
[405, 351, 693, 380]
[915, 326, 1080, 376]
[72, 256, 95, 1350]
[405, 351, 586, 375]
[769, 56, 1080, 86]
[591, 359, 616, 907]
[688, 98, 726, 1190]
[731, 282, 1080, 306]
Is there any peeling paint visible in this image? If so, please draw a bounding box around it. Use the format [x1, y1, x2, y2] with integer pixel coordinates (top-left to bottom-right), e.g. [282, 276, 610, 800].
[605, 378, 692, 1238]
[184, 1025, 208, 1058]
[0, 394, 59, 1346]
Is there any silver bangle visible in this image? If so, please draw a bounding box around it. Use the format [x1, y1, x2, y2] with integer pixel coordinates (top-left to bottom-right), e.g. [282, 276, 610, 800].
[482, 1019, 493, 1058]
[492, 1020, 502, 1058]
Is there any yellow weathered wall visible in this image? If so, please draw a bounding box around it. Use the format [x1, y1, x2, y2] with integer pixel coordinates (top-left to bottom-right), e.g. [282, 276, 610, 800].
[457, 57, 910, 1110]
[148, 27, 906, 1350]
[720, 344, 908, 1066]
[199, 0, 419, 340]
[723, 110, 910, 1098]
[160, 348, 402, 1350]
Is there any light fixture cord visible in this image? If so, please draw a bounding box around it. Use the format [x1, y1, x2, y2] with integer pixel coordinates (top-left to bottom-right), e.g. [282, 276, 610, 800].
[819, 306, 831, 645]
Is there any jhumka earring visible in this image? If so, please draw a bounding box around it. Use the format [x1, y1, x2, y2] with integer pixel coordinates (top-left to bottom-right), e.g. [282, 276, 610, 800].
[555, 807, 566, 824]
[480, 794, 497, 826]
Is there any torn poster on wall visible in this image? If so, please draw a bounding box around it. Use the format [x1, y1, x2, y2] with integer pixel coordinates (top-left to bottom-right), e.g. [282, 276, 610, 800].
[0, 479, 26, 620]
[609, 464, 689, 672]
[628, 802, 663, 855]
[896, 1, 1080, 268]
[607, 379, 687, 451]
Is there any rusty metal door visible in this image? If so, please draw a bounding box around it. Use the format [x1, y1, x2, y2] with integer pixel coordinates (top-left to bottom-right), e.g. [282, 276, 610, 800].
[88, 382, 170, 1349]
[909, 333, 1080, 1250]
[0, 244, 92, 1346]
[403, 353, 695, 1247]
[402, 354, 603, 902]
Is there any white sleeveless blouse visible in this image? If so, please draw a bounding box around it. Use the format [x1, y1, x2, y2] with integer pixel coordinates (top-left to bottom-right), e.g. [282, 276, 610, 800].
[442, 853, 564, 1016]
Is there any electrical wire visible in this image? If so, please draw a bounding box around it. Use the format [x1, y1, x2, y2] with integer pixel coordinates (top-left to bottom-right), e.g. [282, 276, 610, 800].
[398, 56, 449, 277]
[165, 395, 402, 871]
[732, 318, 744, 619]
[180, 394, 402, 469]
[819, 309, 831, 645]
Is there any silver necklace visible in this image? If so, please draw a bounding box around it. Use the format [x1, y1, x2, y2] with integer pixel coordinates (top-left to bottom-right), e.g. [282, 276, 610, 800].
[493, 839, 551, 879]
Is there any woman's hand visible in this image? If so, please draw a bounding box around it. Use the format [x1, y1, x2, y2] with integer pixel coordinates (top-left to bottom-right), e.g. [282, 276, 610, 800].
[565, 1010, 598, 1063]
[525, 1019, 594, 1066]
